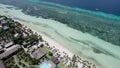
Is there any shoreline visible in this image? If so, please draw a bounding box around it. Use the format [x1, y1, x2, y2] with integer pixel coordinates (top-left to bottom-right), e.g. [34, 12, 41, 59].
[0, 3, 120, 68]
[14, 19, 74, 58]
[14, 18, 97, 68]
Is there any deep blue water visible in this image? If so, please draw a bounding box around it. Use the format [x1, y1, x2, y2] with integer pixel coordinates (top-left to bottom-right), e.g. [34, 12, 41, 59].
[43, 0, 120, 16]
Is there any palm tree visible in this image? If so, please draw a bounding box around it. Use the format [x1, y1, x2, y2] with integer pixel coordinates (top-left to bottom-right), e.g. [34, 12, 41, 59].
[38, 35, 43, 41]
[72, 55, 77, 68]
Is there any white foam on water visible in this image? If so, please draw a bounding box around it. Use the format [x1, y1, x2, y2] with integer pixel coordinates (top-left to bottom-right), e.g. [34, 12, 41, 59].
[0, 3, 120, 68]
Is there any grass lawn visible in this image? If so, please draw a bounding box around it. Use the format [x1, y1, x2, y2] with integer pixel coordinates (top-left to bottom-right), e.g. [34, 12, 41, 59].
[40, 47, 52, 58]
[58, 62, 69, 68]
[3, 56, 19, 68]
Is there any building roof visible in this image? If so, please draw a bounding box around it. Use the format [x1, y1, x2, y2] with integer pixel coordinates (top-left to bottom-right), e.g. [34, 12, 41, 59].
[51, 57, 59, 64]
[0, 45, 21, 59]
[31, 49, 45, 60]
[3, 26, 9, 30]
[4, 42, 13, 48]
[1, 20, 6, 25]
[16, 26, 29, 36]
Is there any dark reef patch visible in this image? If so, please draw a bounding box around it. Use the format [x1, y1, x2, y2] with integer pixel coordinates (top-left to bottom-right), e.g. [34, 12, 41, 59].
[92, 47, 103, 54]
[69, 37, 89, 46]
[6, 6, 13, 9]
[0, 0, 120, 47]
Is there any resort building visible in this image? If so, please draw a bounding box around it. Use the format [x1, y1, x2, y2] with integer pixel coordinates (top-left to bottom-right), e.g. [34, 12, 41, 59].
[1, 20, 7, 26]
[4, 42, 13, 48]
[0, 45, 21, 59]
[30, 49, 46, 60]
[0, 19, 10, 31]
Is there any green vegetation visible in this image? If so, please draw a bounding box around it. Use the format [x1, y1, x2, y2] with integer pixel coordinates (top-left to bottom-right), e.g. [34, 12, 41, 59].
[72, 55, 77, 68]
[8, 28, 15, 34]
[2, 48, 38, 68]
[25, 35, 38, 43]
[12, 36, 24, 45]
[0, 16, 39, 47]
[48, 51, 53, 56]
[0, 16, 24, 45]
[3, 57, 19, 68]
[58, 62, 69, 68]
[40, 44, 44, 48]
[58, 62, 64, 68]
[0, 16, 40, 68]
[16, 49, 39, 65]
[38, 35, 43, 41]
[23, 35, 39, 48]
[15, 21, 22, 27]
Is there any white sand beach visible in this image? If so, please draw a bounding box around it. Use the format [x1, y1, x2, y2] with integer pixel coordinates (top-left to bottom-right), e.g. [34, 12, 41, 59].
[14, 19, 74, 58]
[1, 3, 120, 68]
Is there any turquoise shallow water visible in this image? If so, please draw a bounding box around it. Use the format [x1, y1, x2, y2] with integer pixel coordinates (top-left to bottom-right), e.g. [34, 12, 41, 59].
[0, 0, 120, 43]
[24, 0, 120, 46]
[0, 1, 120, 68]
[27, 0, 120, 20]
[43, 0, 120, 16]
